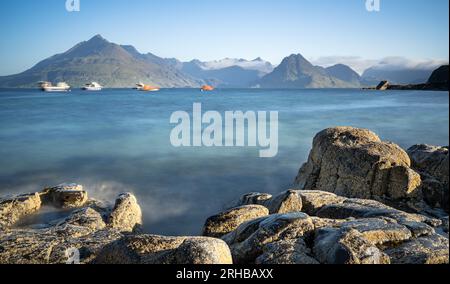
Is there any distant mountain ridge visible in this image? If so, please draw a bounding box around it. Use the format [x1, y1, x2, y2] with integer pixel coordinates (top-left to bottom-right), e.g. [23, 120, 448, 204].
[257, 54, 362, 88]
[0, 35, 445, 89]
[173, 58, 272, 88]
[0, 35, 202, 88]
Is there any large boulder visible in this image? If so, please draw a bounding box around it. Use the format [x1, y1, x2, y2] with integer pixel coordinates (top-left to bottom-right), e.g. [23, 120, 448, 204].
[223, 212, 315, 264]
[313, 227, 390, 264]
[0, 193, 41, 229]
[407, 145, 449, 211]
[107, 193, 142, 233]
[94, 235, 233, 264]
[203, 205, 269, 238]
[295, 127, 422, 201]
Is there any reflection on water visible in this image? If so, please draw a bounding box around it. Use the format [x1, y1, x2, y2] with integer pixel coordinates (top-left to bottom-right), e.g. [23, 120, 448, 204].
[0, 88, 448, 235]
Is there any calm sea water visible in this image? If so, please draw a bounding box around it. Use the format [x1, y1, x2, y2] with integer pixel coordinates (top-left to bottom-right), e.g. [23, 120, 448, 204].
[0, 88, 448, 235]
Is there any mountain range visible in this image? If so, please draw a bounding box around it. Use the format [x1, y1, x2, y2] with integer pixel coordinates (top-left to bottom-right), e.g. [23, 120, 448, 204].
[0, 35, 446, 89]
[0, 35, 202, 88]
[257, 54, 362, 88]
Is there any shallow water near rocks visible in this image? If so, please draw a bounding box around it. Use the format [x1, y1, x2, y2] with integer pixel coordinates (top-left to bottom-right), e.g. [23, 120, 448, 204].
[13, 206, 75, 229]
[0, 88, 448, 235]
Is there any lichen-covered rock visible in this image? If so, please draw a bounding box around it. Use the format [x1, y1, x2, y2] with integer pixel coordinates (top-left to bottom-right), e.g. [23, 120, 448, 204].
[264, 190, 303, 214]
[408, 145, 449, 185]
[256, 238, 319, 264]
[316, 198, 439, 237]
[313, 227, 390, 264]
[107, 193, 142, 233]
[408, 145, 449, 211]
[49, 229, 123, 264]
[173, 238, 233, 264]
[295, 127, 421, 201]
[0, 188, 144, 264]
[203, 205, 269, 238]
[94, 235, 233, 264]
[56, 207, 106, 231]
[40, 184, 88, 209]
[339, 218, 412, 245]
[384, 234, 449, 264]
[223, 212, 315, 264]
[237, 192, 272, 207]
[0, 223, 123, 264]
[235, 190, 303, 214]
[297, 190, 346, 215]
[0, 193, 41, 230]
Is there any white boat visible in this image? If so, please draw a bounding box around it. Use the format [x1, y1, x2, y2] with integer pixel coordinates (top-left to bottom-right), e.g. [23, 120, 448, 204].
[39, 82, 71, 92]
[134, 83, 145, 90]
[83, 82, 103, 91]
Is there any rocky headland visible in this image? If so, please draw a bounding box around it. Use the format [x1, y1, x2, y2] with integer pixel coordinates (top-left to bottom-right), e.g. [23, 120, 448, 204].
[364, 65, 449, 91]
[0, 127, 448, 264]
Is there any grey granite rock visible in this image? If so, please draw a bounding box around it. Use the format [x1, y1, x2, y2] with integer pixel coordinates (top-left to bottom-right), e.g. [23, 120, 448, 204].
[203, 205, 269, 238]
[295, 127, 421, 200]
[94, 234, 233, 264]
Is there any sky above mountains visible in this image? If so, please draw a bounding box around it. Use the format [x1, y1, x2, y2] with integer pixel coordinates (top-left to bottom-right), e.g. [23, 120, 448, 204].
[0, 0, 448, 76]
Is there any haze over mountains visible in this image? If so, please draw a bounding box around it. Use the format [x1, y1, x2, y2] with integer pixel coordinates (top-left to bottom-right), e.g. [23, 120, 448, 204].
[0, 35, 447, 89]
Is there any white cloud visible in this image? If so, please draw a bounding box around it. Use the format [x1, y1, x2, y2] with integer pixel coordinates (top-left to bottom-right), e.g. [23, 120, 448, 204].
[311, 56, 448, 75]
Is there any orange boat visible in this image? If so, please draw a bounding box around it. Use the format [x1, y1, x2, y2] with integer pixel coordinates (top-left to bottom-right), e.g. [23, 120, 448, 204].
[201, 85, 214, 92]
[142, 85, 160, 92]
[136, 83, 160, 92]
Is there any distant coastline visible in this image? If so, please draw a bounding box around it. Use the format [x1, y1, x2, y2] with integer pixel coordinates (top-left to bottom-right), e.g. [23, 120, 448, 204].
[364, 65, 449, 91]
[0, 35, 448, 90]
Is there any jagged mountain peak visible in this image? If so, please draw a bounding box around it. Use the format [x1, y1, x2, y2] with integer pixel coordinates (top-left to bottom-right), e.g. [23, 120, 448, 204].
[0, 36, 202, 88]
[258, 53, 361, 88]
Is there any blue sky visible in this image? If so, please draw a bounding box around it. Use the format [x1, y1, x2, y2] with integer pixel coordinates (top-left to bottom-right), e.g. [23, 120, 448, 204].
[0, 0, 448, 75]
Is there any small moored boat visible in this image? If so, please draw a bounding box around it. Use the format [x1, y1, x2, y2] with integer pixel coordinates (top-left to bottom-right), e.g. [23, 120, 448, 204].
[201, 85, 215, 92]
[39, 81, 71, 92]
[135, 83, 160, 92]
[83, 82, 103, 91]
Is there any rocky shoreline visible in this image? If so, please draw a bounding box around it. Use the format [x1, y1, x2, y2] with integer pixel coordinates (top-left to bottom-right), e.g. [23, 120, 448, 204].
[0, 127, 448, 264]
